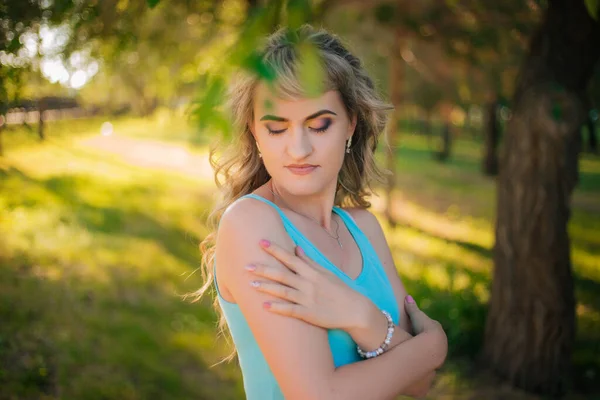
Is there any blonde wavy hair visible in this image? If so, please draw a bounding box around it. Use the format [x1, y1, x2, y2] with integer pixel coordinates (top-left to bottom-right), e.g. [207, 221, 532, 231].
[193, 24, 393, 359]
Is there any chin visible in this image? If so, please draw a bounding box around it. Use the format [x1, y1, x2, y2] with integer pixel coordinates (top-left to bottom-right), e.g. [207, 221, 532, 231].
[272, 173, 331, 198]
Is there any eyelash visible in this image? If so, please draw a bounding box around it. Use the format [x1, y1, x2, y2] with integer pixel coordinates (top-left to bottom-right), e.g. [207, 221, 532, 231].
[267, 120, 332, 135]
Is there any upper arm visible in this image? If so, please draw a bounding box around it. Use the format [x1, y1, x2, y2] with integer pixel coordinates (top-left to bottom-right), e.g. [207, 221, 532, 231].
[215, 198, 335, 399]
[348, 208, 411, 334]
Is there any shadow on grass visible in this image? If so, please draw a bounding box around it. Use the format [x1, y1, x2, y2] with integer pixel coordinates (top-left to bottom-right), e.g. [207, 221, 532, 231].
[2, 163, 598, 398]
[0, 251, 242, 399]
[1, 166, 243, 398]
[396, 220, 493, 260]
[2, 167, 209, 268]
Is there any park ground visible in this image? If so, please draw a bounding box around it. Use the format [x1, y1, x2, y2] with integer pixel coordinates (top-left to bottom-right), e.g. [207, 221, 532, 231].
[0, 111, 598, 399]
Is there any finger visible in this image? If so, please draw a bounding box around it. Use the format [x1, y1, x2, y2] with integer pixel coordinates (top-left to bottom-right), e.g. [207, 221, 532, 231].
[251, 280, 302, 303]
[263, 300, 306, 319]
[404, 295, 423, 321]
[294, 246, 319, 270]
[247, 263, 301, 287]
[295, 245, 332, 278]
[259, 239, 304, 274]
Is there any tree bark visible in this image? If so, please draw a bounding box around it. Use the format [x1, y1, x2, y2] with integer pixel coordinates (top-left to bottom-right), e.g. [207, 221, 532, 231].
[0, 117, 4, 157]
[384, 25, 403, 227]
[585, 112, 597, 153]
[483, 97, 500, 175]
[434, 122, 451, 162]
[38, 98, 46, 141]
[483, 1, 600, 396]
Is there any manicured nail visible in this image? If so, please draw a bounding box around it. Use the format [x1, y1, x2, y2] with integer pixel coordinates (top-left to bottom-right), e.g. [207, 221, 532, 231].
[405, 295, 415, 304]
[250, 281, 260, 288]
[263, 302, 271, 309]
[296, 246, 305, 256]
[245, 264, 256, 271]
[259, 239, 271, 248]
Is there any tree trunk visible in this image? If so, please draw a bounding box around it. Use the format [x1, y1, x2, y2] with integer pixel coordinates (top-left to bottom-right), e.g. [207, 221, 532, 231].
[0, 117, 4, 157]
[483, 97, 500, 176]
[424, 110, 432, 136]
[38, 98, 46, 141]
[384, 26, 403, 227]
[435, 123, 451, 162]
[483, 1, 600, 396]
[586, 112, 597, 153]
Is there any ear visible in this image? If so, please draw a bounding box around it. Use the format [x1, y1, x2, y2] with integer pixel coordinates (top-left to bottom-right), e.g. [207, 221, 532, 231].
[347, 114, 357, 139]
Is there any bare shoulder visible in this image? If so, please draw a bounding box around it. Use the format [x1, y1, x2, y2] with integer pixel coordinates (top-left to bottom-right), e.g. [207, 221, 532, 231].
[214, 195, 334, 398]
[218, 196, 295, 248]
[216, 196, 295, 293]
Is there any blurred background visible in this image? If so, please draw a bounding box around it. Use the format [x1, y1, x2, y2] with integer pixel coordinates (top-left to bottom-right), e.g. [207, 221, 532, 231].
[1, 0, 599, 399]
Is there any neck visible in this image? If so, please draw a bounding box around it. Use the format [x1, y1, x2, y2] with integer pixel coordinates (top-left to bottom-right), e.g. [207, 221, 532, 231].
[269, 180, 337, 231]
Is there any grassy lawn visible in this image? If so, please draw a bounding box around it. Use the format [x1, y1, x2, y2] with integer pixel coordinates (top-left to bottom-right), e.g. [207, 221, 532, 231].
[0, 114, 598, 399]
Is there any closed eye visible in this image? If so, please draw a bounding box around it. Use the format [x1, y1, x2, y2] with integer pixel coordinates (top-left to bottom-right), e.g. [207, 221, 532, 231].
[266, 127, 287, 135]
[265, 118, 333, 135]
[309, 118, 332, 133]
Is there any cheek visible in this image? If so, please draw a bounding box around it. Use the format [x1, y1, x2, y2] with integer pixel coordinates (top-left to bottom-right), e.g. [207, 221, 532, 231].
[315, 135, 347, 167]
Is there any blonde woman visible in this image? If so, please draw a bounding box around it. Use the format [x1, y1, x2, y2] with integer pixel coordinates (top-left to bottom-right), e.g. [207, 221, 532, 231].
[196, 25, 447, 399]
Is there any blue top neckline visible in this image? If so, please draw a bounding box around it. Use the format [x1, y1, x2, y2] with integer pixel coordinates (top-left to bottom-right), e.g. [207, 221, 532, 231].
[241, 193, 368, 283]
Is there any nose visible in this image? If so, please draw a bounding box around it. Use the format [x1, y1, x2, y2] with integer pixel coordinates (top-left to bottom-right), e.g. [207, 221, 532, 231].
[286, 126, 313, 160]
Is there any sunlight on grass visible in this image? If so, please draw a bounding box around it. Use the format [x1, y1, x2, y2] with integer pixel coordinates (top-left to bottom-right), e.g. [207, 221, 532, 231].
[1, 116, 598, 399]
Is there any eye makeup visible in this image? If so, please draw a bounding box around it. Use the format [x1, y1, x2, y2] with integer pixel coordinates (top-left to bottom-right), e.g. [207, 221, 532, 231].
[265, 118, 333, 135]
[309, 118, 332, 133]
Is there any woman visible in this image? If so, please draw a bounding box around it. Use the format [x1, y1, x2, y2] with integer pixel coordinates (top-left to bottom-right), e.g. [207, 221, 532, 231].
[196, 25, 447, 399]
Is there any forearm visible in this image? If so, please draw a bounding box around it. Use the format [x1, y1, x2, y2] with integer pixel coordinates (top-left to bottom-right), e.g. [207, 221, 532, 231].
[348, 312, 412, 352]
[322, 330, 447, 400]
[347, 302, 413, 353]
[347, 310, 435, 398]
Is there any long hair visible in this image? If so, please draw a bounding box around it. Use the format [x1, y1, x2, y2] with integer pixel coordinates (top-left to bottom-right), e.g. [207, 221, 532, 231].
[192, 24, 392, 360]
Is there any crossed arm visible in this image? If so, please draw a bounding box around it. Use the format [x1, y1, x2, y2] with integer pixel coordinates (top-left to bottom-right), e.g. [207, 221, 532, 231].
[215, 199, 447, 400]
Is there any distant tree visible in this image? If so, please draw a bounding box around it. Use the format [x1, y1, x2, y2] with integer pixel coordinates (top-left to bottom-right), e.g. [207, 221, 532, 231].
[482, 95, 500, 175]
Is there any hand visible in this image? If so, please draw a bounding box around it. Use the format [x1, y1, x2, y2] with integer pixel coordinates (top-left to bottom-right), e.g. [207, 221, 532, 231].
[247, 239, 371, 331]
[404, 295, 444, 336]
[401, 295, 446, 397]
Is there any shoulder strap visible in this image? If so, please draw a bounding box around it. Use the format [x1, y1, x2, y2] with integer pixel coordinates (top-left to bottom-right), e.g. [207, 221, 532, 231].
[238, 193, 294, 225]
[333, 207, 360, 231]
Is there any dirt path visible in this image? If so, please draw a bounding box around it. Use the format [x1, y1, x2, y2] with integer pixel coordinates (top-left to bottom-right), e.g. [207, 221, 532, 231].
[79, 134, 214, 180]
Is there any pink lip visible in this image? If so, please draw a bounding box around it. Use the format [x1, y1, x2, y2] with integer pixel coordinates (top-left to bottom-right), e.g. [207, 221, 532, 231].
[286, 165, 318, 175]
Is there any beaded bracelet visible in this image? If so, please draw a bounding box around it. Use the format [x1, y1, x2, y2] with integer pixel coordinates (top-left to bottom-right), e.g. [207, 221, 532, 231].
[356, 310, 395, 359]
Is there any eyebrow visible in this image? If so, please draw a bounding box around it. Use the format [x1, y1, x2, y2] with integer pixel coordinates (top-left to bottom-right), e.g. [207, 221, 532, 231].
[259, 109, 337, 122]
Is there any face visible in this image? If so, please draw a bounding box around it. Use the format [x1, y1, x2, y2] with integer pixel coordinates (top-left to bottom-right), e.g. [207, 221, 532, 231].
[251, 83, 357, 197]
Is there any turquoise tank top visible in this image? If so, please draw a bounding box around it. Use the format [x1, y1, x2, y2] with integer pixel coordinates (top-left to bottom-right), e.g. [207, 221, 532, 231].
[214, 194, 400, 400]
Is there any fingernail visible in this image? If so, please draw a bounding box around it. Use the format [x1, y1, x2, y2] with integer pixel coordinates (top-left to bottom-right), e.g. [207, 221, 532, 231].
[250, 281, 260, 288]
[259, 239, 271, 248]
[263, 302, 271, 309]
[405, 295, 415, 304]
[245, 264, 256, 271]
[296, 246, 305, 256]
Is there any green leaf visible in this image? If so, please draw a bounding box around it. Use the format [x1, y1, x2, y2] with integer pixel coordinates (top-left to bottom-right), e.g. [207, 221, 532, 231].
[585, 0, 599, 20]
[296, 41, 324, 97]
[242, 52, 277, 82]
[147, 0, 160, 9]
[286, 0, 312, 29]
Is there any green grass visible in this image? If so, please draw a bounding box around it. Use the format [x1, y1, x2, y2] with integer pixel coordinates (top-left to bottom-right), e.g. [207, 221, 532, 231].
[0, 122, 243, 399]
[0, 115, 598, 399]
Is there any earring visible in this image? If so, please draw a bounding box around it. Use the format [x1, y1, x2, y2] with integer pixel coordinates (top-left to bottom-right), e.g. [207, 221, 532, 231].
[346, 137, 352, 154]
[256, 142, 262, 158]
